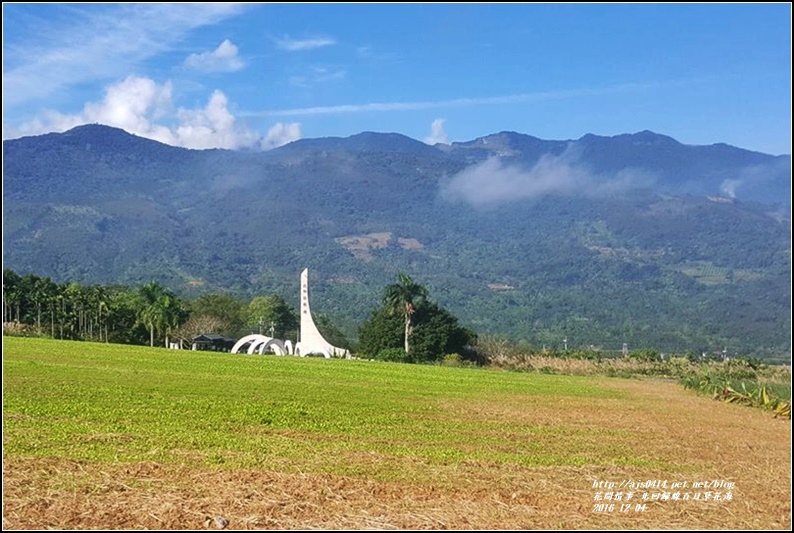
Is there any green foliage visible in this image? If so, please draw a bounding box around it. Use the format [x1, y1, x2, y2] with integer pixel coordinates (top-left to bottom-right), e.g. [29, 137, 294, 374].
[440, 353, 477, 368]
[679, 361, 791, 419]
[3, 269, 148, 344]
[731, 356, 764, 371]
[188, 293, 246, 337]
[406, 301, 476, 363]
[543, 348, 602, 361]
[357, 306, 404, 359]
[136, 281, 187, 347]
[375, 348, 411, 363]
[106, 286, 149, 345]
[627, 349, 661, 362]
[244, 294, 299, 340]
[359, 278, 475, 364]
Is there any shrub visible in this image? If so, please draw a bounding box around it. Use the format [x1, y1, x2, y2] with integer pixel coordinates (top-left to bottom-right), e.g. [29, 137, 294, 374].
[375, 348, 410, 363]
[627, 349, 660, 362]
[2, 321, 46, 338]
[441, 353, 463, 367]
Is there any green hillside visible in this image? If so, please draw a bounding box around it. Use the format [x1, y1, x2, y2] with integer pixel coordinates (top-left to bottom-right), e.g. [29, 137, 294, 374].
[3, 126, 791, 359]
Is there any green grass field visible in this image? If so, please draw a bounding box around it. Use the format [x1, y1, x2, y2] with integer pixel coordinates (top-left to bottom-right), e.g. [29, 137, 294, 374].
[3, 337, 791, 529]
[3, 337, 642, 478]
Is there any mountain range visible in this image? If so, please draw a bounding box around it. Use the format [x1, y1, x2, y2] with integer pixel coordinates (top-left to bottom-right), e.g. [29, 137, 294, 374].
[2, 125, 791, 360]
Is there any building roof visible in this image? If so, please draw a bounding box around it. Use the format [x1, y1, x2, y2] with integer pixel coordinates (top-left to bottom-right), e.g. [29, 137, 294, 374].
[192, 334, 236, 343]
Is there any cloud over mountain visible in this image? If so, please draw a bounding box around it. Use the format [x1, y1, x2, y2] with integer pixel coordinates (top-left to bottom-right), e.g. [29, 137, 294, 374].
[440, 150, 656, 208]
[261, 122, 302, 150]
[424, 119, 449, 145]
[5, 76, 300, 151]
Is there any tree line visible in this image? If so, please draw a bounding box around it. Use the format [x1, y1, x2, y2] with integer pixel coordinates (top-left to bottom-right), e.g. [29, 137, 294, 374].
[2, 269, 302, 348]
[2, 269, 475, 363]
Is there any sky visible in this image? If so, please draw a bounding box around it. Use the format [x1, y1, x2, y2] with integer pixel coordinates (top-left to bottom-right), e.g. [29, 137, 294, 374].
[2, 3, 792, 155]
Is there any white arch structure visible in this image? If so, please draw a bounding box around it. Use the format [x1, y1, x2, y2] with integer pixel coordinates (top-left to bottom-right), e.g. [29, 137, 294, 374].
[231, 334, 292, 356]
[231, 269, 349, 359]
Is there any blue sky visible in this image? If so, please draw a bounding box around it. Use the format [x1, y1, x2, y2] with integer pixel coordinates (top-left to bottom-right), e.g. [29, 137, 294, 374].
[2, 3, 791, 154]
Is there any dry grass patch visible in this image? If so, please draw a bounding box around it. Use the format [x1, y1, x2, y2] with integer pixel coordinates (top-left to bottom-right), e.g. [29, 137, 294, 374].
[5, 377, 790, 530]
[335, 232, 392, 261]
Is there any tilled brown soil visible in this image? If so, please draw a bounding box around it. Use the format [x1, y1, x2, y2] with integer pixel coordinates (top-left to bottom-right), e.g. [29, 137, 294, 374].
[3, 379, 791, 530]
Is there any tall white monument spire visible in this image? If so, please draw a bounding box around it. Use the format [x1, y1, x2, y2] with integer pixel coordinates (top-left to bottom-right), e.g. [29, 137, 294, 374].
[229, 269, 349, 359]
[296, 268, 349, 358]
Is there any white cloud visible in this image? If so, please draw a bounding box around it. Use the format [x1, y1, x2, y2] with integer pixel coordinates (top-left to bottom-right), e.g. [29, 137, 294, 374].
[276, 36, 336, 51]
[86, 77, 173, 135]
[175, 90, 260, 150]
[440, 151, 656, 208]
[3, 3, 250, 107]
[441, 156, 582, 208]
[261, 123, 302, 150]
[8, 76, 176, 145]
[7, 76, 298, 151]
[183, 39, 244, 72]
[718, 157, 791, 198]
[424, 118, 449, 145]
[719, 179, 741, 198]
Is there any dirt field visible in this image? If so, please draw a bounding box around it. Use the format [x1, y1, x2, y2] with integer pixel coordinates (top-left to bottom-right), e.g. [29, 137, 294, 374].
[3, 379, 790, 530]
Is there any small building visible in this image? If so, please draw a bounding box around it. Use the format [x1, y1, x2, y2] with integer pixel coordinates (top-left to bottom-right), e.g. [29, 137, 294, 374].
[191, 334, 237, 352]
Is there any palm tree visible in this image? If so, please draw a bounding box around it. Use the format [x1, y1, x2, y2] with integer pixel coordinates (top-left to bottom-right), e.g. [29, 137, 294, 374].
[3, 269, 22, 323]
[161, 293, 186, 348]
[137, 281, 170, 347]
[32, 276, 58, 335]
[383, 273, 428, 354]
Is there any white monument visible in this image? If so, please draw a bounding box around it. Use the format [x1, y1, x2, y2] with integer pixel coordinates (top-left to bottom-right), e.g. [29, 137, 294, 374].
[295, 268, 349, 358]
[230, 268, 349, 359]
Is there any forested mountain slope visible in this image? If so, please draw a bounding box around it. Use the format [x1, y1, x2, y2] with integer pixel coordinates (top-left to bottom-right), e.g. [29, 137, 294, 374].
[3, 125, 790, 359]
